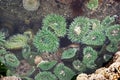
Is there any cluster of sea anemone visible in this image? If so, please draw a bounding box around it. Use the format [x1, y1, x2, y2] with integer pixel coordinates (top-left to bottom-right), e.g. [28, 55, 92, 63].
[0, 14, 120, 80]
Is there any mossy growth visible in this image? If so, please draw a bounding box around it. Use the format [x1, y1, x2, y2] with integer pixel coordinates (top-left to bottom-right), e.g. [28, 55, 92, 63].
[68, 17, 91, 43]
[82, 30, 106, 46]
[33, 29, 59, 53]
[0, 32, 5, 46]
[5, 34, 28, 50]
[54, 63, 75, 80]
[72, 59, 86, 72]
[106, 42, 118, 53]
[35, 71, 57, 80]
[42, 14, 66, 37]
[4, 54, 20, 68]
[86, 0, 98, 10]
[105, 25, 120, 42]
[82, 47, 98, 69]
[37, 60, 57, 70]
[61, 48, 77, 59]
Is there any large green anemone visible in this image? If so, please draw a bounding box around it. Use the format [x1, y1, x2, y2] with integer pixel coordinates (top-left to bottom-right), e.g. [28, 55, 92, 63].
[42, 14, 66, 37]
[5, 54, 20, 68]
[67, 17, 91, 43]
[33, 29, 59, 53]
[35, 71, 57, 80]
[82, 30, 106, 46]
[105, 25, 120, 42]
[54, 63, 75, 80]
[5, 34, 28, 50]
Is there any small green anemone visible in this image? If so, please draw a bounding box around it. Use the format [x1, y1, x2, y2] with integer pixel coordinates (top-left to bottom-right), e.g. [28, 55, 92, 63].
[86, 0, 98, 10]
[5, 54, 20, 68]
[67, 17, 91, 43]
[42, 14, 66, 37]
[106, 42, 118, 53]
[61, 48, 77, 59]
[82, 47, 98, 69]
[105, 25, 120, 42]
[54, 63, 75, 80]
[37, 60, 57, 70]
[82, 30, 106, 46]
[33, 29, 59, 53]
[101, 16, 115, 27]
[35, 71, 57, 80]
[72, 60, 86, 72]
[0, 48, 7, 64]
[0, 32, 5, 46]
[5, 34, 28, 50]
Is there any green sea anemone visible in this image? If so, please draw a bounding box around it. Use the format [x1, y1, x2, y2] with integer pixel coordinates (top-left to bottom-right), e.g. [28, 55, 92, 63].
[5, 54, 20, 68]
[103, 54, 112, 62]
[5, 34, 28, 50]
[35, 71, 57, 80]
[67, 17, 91, 43]
[37, 60, 57, 70]
[0, 32, 5, 46]
[54, 63, 75, 80]
[0, 48, 7, 64]
[82, 30, 106, 46]
[33, 29, 59, 53]
[42, 14, 66, 37]
[22, 45, 31, 59]
[106, 42, 118, 53]
[82, 47, 98, 69]
[105, 25, 120, 42]
[61, 48, 77, 59]
[72, 60, 86, 72]
[89, 18, 103, 31]
[101, 16, 115, 27]
[86, 0, 98, 10]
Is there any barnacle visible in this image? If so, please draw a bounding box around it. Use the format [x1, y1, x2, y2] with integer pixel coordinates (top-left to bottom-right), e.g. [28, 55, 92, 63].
[5, 34, 28, 50]
[42, 14, 66, 37]
[82, 30, 106, 46]
[105, 25, 120, 42]
[37, 60, 57, 70]
[5, 54, 20, 68]
[54, 63, 75, 80]
[33, 29, 59, 53]
[67, 17, 90, 43]
[35, 71, 57, 80]
[61, 48, 77, 59]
